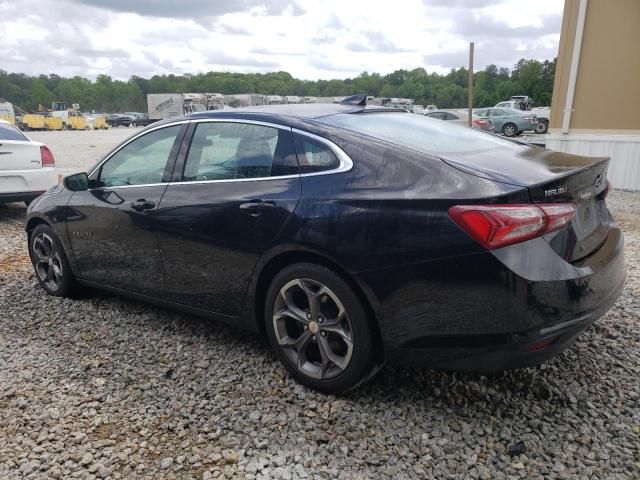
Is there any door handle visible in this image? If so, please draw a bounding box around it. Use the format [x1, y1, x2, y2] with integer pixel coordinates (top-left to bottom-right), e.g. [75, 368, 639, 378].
[131, 199, 155, 212]
[239, 199, 275, 217]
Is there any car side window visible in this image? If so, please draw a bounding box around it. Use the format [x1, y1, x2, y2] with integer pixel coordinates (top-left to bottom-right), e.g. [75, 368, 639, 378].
[99, 125, 181, 187]
[293, 133, 340, 174]
[182, 122, 298, 181]
[0, 123, 28, 141]
[426, 112, 445, 120]
[444, 113, 459, 120]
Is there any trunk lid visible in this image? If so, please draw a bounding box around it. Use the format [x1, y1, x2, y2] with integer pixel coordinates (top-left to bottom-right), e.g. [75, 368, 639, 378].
[441, 145, 611, 261]
[0, 140, 43, 170]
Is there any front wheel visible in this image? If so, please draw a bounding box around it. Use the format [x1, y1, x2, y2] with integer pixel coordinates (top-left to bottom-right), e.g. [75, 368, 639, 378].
[29, 224, 79, 297]
[265, 263, 380, 393]
[535, 120, 549, 134]
[502, 123, 518, 137]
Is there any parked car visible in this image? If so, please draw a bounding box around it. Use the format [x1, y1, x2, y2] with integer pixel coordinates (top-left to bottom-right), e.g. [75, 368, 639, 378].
[495, 100, 551, 134]
[131, 114, 154, 127]
[0, 119, 57, 206]
[106, 114, 134, 127]
[25, 101, 625, 393]
[474, 107, 538, 137]
[424, 109, 495, 132]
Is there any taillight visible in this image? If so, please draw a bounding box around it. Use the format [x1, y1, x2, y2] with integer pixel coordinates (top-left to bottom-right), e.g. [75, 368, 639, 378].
[40, 146, 55, 167]
[473, 119, 488, 125]
[448, 203, 576, 249]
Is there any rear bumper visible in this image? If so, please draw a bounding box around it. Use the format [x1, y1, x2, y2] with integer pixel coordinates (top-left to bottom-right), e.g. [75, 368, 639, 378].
[0, 190, 47, 203]
[356, 221, 625, 371]
[387, 277, 623, 371]
[0, 168, 58, 202]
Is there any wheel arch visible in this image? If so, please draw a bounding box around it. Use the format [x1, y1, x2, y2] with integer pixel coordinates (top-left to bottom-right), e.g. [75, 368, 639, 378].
[25, 215, 51, 239]
[249, 247, 385, 358]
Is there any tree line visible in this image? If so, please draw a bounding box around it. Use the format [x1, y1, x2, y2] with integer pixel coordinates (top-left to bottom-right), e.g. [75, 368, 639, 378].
[0, 58, 555, 113]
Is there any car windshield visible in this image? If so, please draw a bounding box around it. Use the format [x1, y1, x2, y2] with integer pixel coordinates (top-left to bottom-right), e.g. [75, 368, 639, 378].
[317, 112, 520, 154]
[0, 122, 28, 141]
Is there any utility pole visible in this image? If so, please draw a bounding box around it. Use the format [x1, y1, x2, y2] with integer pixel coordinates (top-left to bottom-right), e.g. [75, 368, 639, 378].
[468, 42, 474, 127]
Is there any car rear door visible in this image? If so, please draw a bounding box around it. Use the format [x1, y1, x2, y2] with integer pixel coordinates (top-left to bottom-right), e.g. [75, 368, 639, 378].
[487, 109, 506, 130]
[66, 123, 187, 295]
[155, 119, 301, 317]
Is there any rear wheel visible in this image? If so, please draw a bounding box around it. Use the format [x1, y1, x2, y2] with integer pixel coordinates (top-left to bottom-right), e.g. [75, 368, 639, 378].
[502, 123, 518, 137]
[29, 224, 79, 297]
[265, 263, 380, 393]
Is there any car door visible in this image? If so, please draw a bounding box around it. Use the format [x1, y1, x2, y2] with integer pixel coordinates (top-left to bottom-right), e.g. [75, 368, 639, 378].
[66, 123, 187, 295]
[155, 119, 301, 317]
[487, 109, 506, 130]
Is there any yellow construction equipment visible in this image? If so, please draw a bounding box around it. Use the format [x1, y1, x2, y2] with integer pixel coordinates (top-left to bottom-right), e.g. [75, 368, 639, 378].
[44, 116, 63, 130]
[22, 114, 46, 130]
[93, 116, 108, 130]
[0, 100, 16, 124]
[50, 102, 89, 130]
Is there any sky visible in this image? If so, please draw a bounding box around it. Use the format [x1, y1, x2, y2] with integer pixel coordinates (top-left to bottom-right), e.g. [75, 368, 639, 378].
[0, 0, 565, 80]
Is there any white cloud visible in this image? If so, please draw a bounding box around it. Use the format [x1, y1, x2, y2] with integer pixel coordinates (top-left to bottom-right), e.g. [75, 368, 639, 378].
[0, 0, 564, 80]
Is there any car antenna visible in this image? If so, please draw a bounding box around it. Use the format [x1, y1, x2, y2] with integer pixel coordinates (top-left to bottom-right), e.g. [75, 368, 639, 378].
[339, 94, 368, 106]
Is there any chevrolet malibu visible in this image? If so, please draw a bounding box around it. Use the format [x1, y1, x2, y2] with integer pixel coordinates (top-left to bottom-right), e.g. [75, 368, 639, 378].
[25, 97, 625, 393]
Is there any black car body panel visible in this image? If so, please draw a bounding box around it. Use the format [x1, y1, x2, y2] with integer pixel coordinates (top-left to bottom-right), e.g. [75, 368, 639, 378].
[25, 105, 625, 372]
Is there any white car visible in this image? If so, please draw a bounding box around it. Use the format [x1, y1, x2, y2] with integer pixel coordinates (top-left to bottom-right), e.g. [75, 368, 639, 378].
[0, 119, 58, 206]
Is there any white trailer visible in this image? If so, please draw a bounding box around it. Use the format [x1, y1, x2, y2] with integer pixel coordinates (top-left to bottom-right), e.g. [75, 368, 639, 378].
[223, 94, 266, 108]
[147, 93, 208, 121]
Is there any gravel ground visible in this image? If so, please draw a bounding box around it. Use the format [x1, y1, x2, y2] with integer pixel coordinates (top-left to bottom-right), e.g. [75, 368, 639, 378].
[0, 190, 638, 480]
[28, 127, 143, 177]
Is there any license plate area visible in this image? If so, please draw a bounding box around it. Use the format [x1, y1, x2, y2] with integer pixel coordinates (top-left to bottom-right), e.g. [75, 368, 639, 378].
[572, 198, 600, 241]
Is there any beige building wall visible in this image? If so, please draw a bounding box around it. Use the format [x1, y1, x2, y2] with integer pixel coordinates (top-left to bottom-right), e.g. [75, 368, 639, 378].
[550, 0, 640, 133]
[548, 0, 640, 190]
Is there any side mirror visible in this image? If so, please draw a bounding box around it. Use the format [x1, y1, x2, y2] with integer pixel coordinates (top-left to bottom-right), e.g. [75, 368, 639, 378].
[63, 172, 89, 191]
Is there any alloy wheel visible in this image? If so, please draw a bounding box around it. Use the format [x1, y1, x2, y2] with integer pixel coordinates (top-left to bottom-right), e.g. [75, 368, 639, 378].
[503, 124, 516, 136]
[32, 232, 64, 291]
[272, 278, 354, 380]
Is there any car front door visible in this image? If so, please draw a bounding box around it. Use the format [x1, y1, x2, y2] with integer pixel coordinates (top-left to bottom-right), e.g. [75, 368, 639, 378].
[66, 123, 187, 295]
[155, 120, 301, 317]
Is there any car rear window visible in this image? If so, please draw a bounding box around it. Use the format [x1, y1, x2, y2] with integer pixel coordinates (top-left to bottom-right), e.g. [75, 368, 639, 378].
[317, 112, 519, 154]
[0, 123, 28, 141]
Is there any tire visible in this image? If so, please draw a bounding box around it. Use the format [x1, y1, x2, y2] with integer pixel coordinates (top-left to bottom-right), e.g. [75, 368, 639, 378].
[264, 263, 379, 393]
[131, 122, 137, 127]
[502, 123, 518, 137]
[535, 120, 549, 134]
[28, 224, 79, 297]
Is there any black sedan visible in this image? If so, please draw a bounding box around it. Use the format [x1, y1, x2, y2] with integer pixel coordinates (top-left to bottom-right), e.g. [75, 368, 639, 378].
[25, 97, 625, 393]
[106, 114, 135, 127]
[131, 114, 154, 127]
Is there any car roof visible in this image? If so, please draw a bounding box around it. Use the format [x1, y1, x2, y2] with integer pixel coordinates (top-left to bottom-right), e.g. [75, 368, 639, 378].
[192, 103, 396, 119]
[150, 103, 404, 130]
